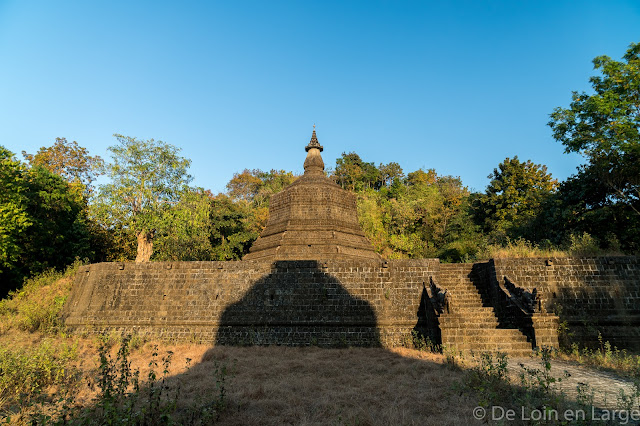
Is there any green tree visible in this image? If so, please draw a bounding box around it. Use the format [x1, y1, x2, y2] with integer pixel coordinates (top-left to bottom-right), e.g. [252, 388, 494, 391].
[549, 42, 639, 210]
[333, 152, 380, 191]
[209, 193, 260, 260]
[91, 135, 195, 262]
[21, 166, 93, 273]
[475, 156, 557, 242]
[226, 169, 297, 207]
[338, 150, 479, 260]
[548, 42, 640, 251]
[152, 188, 213, 261]
[22, 137, 104, 196]
[378, 162, 404, 188]
[1, 147, 93, 295]
[0, 147, 31, 274]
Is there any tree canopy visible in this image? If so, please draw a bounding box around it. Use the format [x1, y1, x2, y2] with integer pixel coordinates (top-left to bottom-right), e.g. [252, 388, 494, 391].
[1, 146, 93, 296]
[91, 135, 196, 262]
[548, 42, 640, 251]
[549, 42, 640, 213]
[474, 156, 557, 242]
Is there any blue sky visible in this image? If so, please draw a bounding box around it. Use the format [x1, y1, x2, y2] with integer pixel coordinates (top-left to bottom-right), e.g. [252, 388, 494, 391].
[1, 0, 639, 193]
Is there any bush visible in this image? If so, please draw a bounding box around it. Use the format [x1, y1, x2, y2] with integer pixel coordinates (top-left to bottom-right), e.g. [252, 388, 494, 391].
[0, 340, 79, 411]
[0, 260, 83, 334]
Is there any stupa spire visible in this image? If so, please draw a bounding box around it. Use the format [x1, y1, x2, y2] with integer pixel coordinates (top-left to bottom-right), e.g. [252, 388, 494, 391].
[305, 124, 323, 152]
[303, 125, 325, 174]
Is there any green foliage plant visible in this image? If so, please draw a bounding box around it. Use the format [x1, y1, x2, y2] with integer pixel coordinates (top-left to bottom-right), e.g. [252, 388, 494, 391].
[64, 336, 228, 425]
[1, 146, 91, 295]
[22, 137, 104, 197]
[0, 260, 82, 334]
[0, 339, 79, 413]
[549, 42, 640, 252]
[91, 135, 201, 262]
[475, 156, 557, 243]
[0, 147, 31, 275]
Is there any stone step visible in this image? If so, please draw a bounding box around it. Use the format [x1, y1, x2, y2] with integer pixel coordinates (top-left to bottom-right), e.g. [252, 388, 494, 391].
[443, 328, 529, 340]
[442, 338, 531, 352]
[449, 299, 486, 304]
[443, 339, 531, 349]
[445, 287, 482, 292]
[440, 318, 499, 327]
[445, 315, 497, 322]
[452, 302, 490, 308]
[450, 306, 495, 312]
[450, 296, 487, 301]
[444, 344, 533, 355]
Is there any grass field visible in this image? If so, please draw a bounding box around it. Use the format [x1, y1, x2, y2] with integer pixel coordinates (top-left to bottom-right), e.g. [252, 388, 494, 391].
[0, 333, 481, 425]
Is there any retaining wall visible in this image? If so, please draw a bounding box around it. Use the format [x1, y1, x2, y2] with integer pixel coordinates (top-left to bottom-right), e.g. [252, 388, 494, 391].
[63, 256, 640, 350]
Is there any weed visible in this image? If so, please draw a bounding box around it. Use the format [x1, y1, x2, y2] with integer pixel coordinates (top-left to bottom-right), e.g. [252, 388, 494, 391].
[0, 339, 79, 413]
[462, 352, 510, 409]
[575, 381, 595, 408]
[559, 337, 640, 379]
[521, 347, 568, 393]
[63, 335, 228, 425]
[616, 378, 640, 413]
[405, 330, 439, 352]
[0, 260, 84, 335]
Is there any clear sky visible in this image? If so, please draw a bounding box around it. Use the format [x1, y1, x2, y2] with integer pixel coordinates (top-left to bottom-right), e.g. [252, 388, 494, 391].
[1, 0, 639, 193]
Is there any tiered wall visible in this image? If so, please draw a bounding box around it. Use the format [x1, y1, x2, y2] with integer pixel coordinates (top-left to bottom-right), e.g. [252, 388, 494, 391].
[491, 257, 640, 350]
[63, 259, 438, 347]
[63, 257, 640, 350]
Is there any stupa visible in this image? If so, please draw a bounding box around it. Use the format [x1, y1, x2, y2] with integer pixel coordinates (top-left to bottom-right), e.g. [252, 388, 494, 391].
[243, 128, 381, 261]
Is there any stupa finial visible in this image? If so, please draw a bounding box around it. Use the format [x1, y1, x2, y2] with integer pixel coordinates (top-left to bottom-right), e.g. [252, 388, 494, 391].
[305, 125, 323, 152]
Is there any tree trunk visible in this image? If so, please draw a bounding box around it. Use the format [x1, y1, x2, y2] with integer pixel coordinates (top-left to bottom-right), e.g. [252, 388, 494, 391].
[135, 231, 154, 262]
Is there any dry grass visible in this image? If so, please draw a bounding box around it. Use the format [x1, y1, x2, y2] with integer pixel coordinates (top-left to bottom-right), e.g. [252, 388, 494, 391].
[206, 346, 477, 425]
[0, 330, 480, 425]
[478, 233, 627, 260]
[480, 239, 567, 259]
[0, 262, 80, 334]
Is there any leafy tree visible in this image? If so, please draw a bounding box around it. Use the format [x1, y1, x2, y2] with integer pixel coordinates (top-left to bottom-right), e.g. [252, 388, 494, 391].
[474, 156, 557, 242]
[437, 196, 486, 263]
[20, 166, 93, 273]
[406, 168, 437, 187]
[152, 188, 213, 261]
[549, 42, 640, 251]
[549, 42, 640, 211]
[22, 137, 104, 196]
[226, 169, 264, 203]
[91, 135, 195, 262]
[227, 169, 297, 207]
[209, 194, 260, 260]
[1, 147, 93, 295]
[333, 152, 380, 191]
[378, 162, 404, 188]
[0, 147, 31, 274]
[336, 151, 479, 260]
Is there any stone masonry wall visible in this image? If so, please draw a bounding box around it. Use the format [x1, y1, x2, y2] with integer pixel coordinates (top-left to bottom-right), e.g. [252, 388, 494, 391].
[63, 257, 640, 350]
[492, 257, 640, 350]
[63, 259, 438, 347]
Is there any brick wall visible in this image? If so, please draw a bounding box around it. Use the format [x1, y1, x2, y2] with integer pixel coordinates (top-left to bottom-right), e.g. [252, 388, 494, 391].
[492, 257, 640, 350]
[63, 259, 439, 347]
[63, 256, 640, 350]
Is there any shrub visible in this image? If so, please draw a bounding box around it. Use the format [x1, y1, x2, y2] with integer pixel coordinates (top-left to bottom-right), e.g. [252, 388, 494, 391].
[0, 260, 83, 334]
[0, 339, 79, 411]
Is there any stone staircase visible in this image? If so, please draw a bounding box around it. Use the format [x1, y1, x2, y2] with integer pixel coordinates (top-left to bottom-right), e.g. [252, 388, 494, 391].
[437, 264, 533, 356]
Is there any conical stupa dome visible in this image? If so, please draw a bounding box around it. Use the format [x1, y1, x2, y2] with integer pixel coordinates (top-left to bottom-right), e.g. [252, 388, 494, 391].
[243, 129, 381, 261]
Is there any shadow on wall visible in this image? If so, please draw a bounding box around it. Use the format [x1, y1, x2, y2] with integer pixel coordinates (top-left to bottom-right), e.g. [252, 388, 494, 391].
[214, 260, 381, 347]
